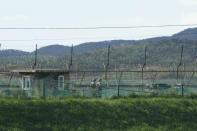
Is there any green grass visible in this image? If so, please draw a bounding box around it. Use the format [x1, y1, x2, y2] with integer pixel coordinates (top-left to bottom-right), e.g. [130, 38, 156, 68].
[0, 98, 197, 131]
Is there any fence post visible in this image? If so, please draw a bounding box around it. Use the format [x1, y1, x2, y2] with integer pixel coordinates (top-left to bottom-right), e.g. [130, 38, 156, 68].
[105, 45, 110, 80]
[69, 44, 73, 70]
[43, 81, 46, 99]
[141, 45, 147, 90]
[118, 72, 123, 97]
[80, 72, 85, 97]
[177, 45, 184, 83]
[118, 84, 120, 97]
[141, 67, 144, 90]
[182, 84, 184, 97]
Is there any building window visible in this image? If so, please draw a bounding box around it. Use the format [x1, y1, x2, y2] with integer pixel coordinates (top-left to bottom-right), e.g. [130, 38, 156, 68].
[58, 75, 64, 89]
[22, 76, 31, 90]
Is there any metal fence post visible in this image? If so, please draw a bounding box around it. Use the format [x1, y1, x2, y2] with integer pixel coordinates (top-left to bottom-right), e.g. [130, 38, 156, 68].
[118, 72, 123, 97]
[141, 45, 147, 90]
[80, 72, 85, 97]
[69, 44, 73, 70]
[182, 84, 184, 97]
[43, 81, 46, 99]
[105, 45, 110, 80]
[177, 45, 184, 84]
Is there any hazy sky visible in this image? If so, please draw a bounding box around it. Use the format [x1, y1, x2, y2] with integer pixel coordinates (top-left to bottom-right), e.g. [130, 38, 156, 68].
[0, 0, 197, 51]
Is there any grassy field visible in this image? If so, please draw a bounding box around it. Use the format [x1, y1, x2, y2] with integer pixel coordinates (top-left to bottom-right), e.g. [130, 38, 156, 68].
[0, 97, 197, 131]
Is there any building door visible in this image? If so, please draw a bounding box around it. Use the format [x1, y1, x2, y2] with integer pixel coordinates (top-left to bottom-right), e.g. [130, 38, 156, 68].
[22, 76, 31, 90]
[58, 75, 64, 89]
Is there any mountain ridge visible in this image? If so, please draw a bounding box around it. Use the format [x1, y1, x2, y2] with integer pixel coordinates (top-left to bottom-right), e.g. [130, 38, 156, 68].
[1, 27, 197, 56]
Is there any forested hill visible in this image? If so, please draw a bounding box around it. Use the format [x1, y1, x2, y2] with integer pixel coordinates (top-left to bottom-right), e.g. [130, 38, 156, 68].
[70, 38, 197, 70]
[0, 27, 197, 58]
[34, 27, 197, 56]
[1, 38, 197, 70]
[33, 40, 135, 56]
[173, 27, 197, 39]
[36, 45, 70, 56]
[0, 49, 28, 57]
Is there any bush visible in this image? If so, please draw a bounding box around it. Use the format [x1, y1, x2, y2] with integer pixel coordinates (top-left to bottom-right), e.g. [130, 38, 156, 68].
[189, 93, 197, 99]
[0, 98, 196, 130]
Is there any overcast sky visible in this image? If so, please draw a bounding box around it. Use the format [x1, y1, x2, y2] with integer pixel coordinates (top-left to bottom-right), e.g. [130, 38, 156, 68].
[0, 0, 197, 51]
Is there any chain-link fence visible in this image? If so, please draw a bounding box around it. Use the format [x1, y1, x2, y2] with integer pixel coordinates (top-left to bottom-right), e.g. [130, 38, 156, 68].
[0, 71, 197, 98]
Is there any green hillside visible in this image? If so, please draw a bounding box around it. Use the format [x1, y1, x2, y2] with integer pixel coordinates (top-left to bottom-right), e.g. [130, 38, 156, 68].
[72, 38, 197, 70]
[1, 38, 197, 70]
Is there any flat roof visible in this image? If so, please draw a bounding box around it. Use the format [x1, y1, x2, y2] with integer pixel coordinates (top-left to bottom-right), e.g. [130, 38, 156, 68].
[12, 69, 70, 73]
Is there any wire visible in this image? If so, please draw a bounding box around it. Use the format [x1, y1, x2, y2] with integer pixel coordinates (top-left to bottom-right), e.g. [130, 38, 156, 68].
[0, 24, 197, 30]
[0, 32, 197, 42]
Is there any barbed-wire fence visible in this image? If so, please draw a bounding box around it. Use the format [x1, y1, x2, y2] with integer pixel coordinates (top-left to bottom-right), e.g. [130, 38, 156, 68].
[0, 43, 197, 98]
